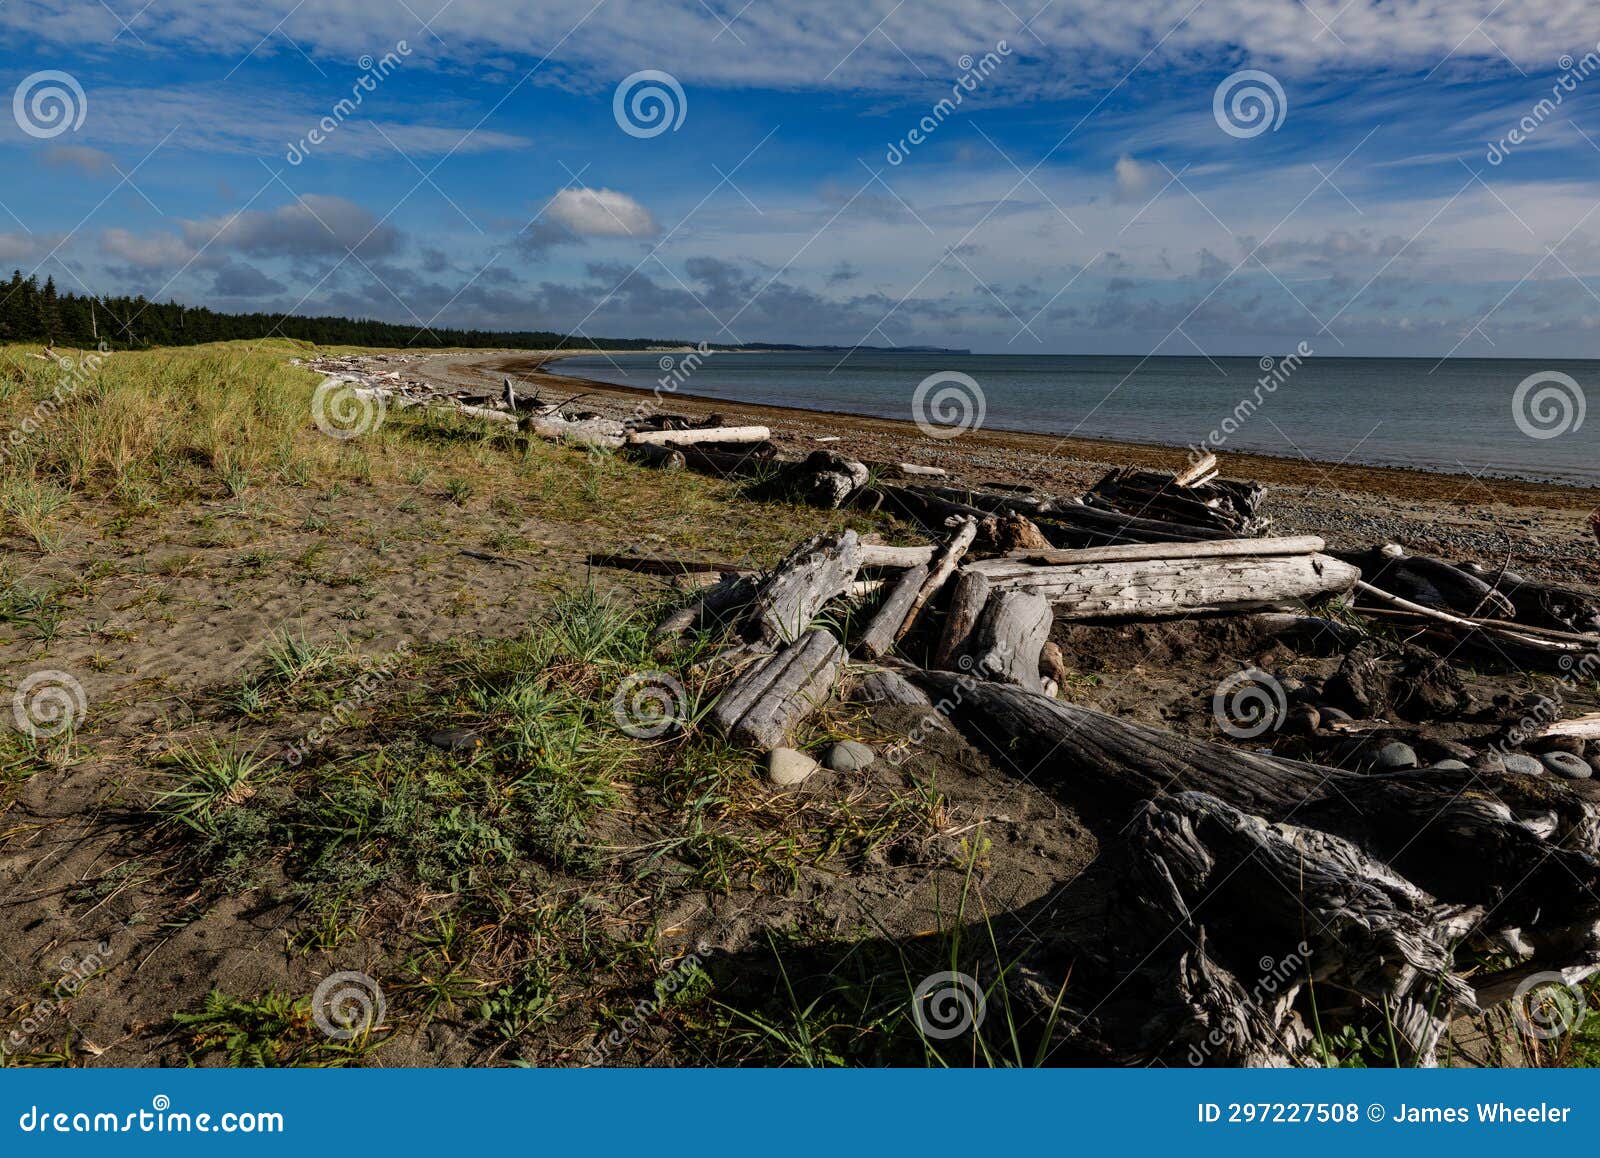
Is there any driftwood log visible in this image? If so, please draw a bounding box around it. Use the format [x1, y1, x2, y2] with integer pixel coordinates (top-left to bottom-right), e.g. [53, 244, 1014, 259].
[895, 518, 977, 642]
[908, 674, 1600, 1062]
[709, 628, 843, 749]
[930, 569, 990, 671]
[627, 425, 770, 447]
[1344, 547, 1517, 620]
[746, 530, 864, 645]
[965, 552, 1360, 619]
[966, 590, 1052, 691]
[855, 563, 930, 661]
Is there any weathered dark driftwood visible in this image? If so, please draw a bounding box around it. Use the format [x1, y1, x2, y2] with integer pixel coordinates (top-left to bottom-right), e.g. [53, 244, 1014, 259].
[1101, 791, 1480, 1065]
[651, 574, 757, 642]
[746, 530, 865, 646]
[1457, 562, 1600, 635]
[709, 628, 844, 749]
[967, 590, 1052, 691]
[1343, 547, 1517, 620]
[908, 674, 1600, 934]
[854, 563, 931, 661]
[930, 569, 990, 671]
[1087, 465, 1268, 536]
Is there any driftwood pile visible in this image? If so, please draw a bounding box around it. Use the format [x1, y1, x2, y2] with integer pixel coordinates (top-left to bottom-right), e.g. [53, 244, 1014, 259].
[628, 445, 1600, 1068]
[320, 363, 1600, 1064]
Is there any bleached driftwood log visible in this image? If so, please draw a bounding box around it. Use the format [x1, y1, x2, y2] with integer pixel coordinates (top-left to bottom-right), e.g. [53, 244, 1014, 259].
[627, 425, 770, 447]
[1003, 535, 1324, 567]
[859, 543, 935, 569]
[895, 517, 978, 642]
[1529, 712, 1600, 742]
[709, 628, 844, 749]
[527, 413, 627, 448]
[930, 569, 990, 671]
[966, 590, 1052, 691]
[746, 530, 865, 646]
[855, 563, 931, 661]
[870, 462, 948, 479]
[964, 553, 1360, 619]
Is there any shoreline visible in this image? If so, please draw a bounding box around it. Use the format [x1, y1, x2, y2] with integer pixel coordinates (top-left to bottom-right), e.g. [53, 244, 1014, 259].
[505, 352, 1600, 511]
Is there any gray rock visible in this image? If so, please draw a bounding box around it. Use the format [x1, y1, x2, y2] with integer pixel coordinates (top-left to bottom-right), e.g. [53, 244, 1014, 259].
[766, 747, 821, 787]
[1503, 753, 1544, 776]
[1589, 754, 1600, 779]
[1429, 759, 1470, 771]
[1376, 741, 1419, 770]
[824, 739, 876, 772]
[1540, 751, 1592, 780]
[428, 728, 483, 754]
[1317, 705, 1355, 726]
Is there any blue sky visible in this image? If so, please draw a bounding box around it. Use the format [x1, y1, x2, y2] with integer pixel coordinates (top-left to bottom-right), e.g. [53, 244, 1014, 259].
[4, 0, 1600, 355]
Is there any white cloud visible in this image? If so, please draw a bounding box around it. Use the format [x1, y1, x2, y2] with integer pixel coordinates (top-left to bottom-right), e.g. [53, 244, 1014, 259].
[545, 188, 658, 238]
[1114, 155, 1159, 202]
[2, 1, 1589, 92]
[100, 228, 196, 268]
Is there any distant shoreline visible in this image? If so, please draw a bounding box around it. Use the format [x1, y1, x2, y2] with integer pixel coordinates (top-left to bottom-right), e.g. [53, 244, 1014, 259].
[512, 351, 1600, 500]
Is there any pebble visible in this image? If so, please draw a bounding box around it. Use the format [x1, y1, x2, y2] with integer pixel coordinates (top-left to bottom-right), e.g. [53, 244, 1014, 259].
[1540, 751, 1592, 780]
[1428, 759, 1470, 771]
[428, 729, 483, 754]
[1376, 742, 1419, 770]
[1502, 753, 1544, 776]
[823, 740, 876, 772]
[766, 747, 820, 787]
[1317, 705, 1355, 726]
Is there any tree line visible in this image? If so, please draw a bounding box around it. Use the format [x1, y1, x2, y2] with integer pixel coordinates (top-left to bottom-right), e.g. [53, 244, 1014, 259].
[0, 272, 681, 351]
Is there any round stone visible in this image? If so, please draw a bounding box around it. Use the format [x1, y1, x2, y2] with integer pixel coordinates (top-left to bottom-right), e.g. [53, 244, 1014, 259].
[1540, 751, 1592, 780]
[1429, 759, 1470, 771]
[428, 729, 483, 754]
[766, 747, 821, 787]
[1375, 742, 1419, 771]
[1502, 753, 1544, 776]
[823, 739, 876, 772]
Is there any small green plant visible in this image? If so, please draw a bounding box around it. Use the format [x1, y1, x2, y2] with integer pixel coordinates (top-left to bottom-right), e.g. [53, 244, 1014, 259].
[152, 740, 266, 837]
